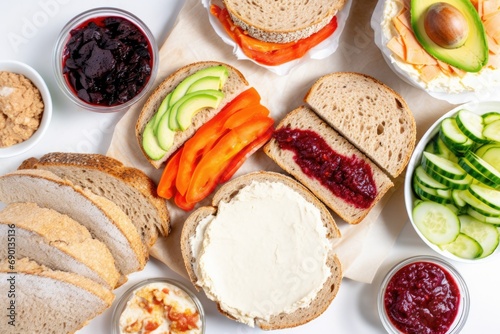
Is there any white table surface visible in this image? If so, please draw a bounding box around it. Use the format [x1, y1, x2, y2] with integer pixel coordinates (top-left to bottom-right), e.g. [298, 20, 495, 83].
[1, 1, 500, 333]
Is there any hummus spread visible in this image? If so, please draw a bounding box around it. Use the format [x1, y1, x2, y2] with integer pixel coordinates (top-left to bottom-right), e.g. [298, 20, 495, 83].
[0, 71, 44, 148]
[190, 180, 331, 327]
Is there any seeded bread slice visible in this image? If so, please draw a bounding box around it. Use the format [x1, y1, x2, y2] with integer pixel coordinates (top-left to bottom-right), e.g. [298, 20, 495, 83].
[136, 61, 249, 168]
[0, 203, 120, 290]
[0, 258, 114, 334]
[0, 169, 147, 277]
[20, 152, 170, 249]
[264, 106, 394, 224]
[181, 171, 342, 330]
[304, 72, 416, 178]
[223, 0, 347, 43]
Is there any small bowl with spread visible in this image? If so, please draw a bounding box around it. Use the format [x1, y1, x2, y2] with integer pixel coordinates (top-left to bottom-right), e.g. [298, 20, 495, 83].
[378, 256, 470, 334]
[112, 278, 205, 334]
[404, 101, 500, 262]
[0, 60, 52, 158]
[53, 7, 158, 113]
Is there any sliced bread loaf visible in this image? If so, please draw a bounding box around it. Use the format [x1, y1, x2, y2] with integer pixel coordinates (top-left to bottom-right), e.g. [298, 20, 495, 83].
[264, 106, 394, 224]
[0, 258, 114, 334]
[304, 72, 416, 178]
[181, 171, 342, 330]
[0, 202, 120, 289]
[0, 169, 147, 276]
[223, 0, 347, 43]
[136, 61, 249, 168]
[20, 152, 170, 249]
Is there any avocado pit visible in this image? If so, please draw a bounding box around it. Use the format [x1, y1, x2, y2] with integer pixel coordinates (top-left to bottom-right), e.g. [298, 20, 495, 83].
[424, 2, 469, 49]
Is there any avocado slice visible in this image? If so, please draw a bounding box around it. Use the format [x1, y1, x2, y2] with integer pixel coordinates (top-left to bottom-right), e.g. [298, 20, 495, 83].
[186, 76, 224, 93]
[176, 90, 225, 130]
[156, 110, 176, 151]
[153, 92, 171, 135]
[411, 0, 488, 72]
[169, 65, 229, 106]
[142, 117, 167, 160]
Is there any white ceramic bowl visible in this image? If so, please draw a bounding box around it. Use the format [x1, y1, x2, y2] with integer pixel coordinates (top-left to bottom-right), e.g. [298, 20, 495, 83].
[0, 60, 52, 158]
[404, 100, 500, 263]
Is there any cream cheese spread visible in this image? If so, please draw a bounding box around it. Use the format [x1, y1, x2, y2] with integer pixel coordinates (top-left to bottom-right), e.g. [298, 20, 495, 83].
[190, 180, 331, 327]
[381, 0, 500, 95]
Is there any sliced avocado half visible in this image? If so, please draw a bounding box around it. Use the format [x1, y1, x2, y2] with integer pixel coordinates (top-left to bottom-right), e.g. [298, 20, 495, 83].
[411, 0, 488, 72]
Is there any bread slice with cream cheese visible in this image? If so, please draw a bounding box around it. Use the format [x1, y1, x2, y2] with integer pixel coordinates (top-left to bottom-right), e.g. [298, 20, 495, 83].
[181, 171, 342, 329]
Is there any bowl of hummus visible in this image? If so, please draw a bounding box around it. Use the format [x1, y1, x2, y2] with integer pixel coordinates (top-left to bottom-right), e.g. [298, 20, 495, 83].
[0, 60, 52, 158]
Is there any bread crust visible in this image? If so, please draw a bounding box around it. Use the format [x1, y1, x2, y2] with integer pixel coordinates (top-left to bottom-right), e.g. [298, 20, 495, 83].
[180, 171, 342, 329]
[136, 61, 249, 168]
[223, 0, 347, 43]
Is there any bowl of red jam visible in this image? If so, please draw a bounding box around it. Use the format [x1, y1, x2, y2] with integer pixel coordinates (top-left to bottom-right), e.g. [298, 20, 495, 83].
[112, 278, 205, 334]
[53, 7, 158, 112]
[378, 256, 470, 334]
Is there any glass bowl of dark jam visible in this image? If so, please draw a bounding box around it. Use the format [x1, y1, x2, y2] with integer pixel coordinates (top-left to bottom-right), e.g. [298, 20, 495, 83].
[378, 256, 470, 334]
[53, 7, 158, 112]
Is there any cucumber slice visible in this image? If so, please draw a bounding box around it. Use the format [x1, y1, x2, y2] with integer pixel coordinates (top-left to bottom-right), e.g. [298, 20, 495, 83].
[436, 137, 459, 163]
[413, 178, 453, 204]
[458, 158, 499, 189]
[482, 111, 500, 125]
[459, 215, 499, 258]
[475, 143, 500, 158]
[467, 207, 500, 225]
[414, 166, 448, 189]
[479, 147, 500, 172]
[452, 189, 467, 207]
[439, 118, 474, 155]
[444, 233, 483, 259]
[469, 183, 500, 210]
[422, 152, 468, 180]
[465, 151, 500, 185]
[456, 109, 488, 143]
[483, 119, 500, 142]
[424, 166, 472, 190]
[459, 189, 500, 217]
[424, 135, 438, 154]
[412, 201, 460, 245]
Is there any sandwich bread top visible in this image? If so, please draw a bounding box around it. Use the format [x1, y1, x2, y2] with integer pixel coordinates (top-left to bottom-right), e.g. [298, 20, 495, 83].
[223, 0, 347, 43]
[305, 72, 416, 178]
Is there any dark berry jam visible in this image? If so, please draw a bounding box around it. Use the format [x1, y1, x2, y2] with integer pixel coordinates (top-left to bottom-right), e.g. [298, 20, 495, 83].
[273, 127, 377, 209]
[384, 261, 461, 334]
[62, 16, 153, 106]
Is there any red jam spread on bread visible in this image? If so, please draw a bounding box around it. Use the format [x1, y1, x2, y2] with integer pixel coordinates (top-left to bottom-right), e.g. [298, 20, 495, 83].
[384, 261, 460, 334]
[273, 128, 377, 209]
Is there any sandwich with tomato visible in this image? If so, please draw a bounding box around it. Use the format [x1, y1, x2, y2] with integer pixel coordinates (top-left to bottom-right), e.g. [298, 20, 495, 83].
[210, 0, 348, 66]
[136, 61, 274, 210]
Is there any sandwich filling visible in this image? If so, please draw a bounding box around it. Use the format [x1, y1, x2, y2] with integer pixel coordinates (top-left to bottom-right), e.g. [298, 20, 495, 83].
[190, 180, 331, 327]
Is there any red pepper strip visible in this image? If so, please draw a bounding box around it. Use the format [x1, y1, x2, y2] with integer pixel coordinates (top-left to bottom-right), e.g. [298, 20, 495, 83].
[174, 191, 195, 211]
[186, 117, 275, 203]
[219, 127, 274, 183]
[210, 5, 338, 66]
[223, 104, 270, 129]
[157, 148, 182, 199]
[175, 88, 262, 195]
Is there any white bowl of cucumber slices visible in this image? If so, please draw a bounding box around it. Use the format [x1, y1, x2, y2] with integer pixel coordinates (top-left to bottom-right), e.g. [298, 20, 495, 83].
[405, 101, 500, 262]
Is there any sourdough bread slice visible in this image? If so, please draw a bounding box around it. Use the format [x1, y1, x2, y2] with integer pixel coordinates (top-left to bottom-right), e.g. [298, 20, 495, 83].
[0, 258, 114, 334]
[0, 203, 120, 289]
[264, 106, 394, 224]
[181, 171, 342, 330]
[223, 0, 347, 43]
[0, 169, 147, 276]
[20, 152, 170, 249]
[136, 61, 249, 168]
[304, 72, 416, 178]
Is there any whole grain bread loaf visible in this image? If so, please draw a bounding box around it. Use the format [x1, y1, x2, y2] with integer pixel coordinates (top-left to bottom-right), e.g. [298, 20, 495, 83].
[223, 0, 347, 43]
[181, 171, 342, 330]
[0, 169, 147, 277]
[136, 61, 249, 168]
[0, 202, 120, 289]
[0, 258, 114, 334]
[264, 106, 394, 224]
[20, 152, 170, 249]
[304, 72, 416, 178]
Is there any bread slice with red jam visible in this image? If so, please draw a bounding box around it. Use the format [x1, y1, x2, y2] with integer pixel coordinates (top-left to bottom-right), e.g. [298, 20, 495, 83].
[264, 106, 394, 224]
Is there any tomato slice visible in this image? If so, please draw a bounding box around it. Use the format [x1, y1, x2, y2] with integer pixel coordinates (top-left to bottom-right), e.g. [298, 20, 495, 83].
[186, 117, 274, 203]
[157, 148, 183, 199]
[211, 5, 338, 66]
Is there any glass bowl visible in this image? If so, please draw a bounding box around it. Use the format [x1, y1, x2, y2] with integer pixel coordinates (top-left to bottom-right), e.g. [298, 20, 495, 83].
[404, 101, 500, 263]
[112, 278, 205, 334]
[53, 7, 158, 113]
[378, 256, 470, 334]
[0, 60, 52, 158]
